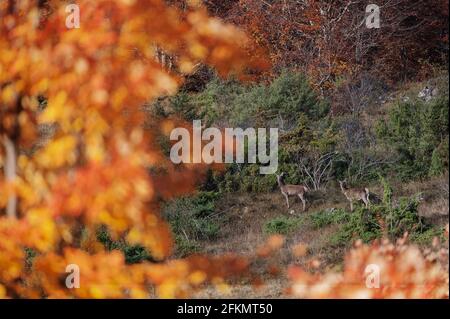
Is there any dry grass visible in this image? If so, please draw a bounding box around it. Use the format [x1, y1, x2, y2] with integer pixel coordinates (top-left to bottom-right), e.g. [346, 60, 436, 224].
[192, 278, 288, 299]
[190, 187, 364, 298]
[391, 175, 449, 226]
[190, 177, 448, 298]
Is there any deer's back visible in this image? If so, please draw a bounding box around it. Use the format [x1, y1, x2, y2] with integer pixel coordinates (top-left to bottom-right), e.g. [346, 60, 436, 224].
[282, 184, 306, 195]
[344, 188, 367, 200]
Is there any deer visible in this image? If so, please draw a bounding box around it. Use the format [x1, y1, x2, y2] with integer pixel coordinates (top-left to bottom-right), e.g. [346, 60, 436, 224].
[338, 180, 370, 212]
[276, 172, 310, 212]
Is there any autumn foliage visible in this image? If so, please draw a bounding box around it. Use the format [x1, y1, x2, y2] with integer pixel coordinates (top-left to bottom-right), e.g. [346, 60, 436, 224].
[288, 233, 449, 299]
[0, 0, 263, 298]
[0, 0, 448, 299]
[210, 0, 449, 88]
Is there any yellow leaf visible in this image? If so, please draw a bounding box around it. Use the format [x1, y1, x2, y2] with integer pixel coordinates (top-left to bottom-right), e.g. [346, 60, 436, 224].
[35, 136, 77, 169]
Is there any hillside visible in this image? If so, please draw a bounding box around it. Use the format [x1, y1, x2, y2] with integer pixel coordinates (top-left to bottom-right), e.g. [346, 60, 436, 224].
[177, 173, 447, 298]
[160, 76, 449, 298]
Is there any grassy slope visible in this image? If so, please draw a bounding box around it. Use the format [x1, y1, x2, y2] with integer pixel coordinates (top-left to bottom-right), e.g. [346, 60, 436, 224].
[189, 75, 450, 297]
[190, 174, 448, 298]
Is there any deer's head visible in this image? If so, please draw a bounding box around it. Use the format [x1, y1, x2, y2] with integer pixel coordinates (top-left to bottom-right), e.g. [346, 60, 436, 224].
[338, 180, 347, 189]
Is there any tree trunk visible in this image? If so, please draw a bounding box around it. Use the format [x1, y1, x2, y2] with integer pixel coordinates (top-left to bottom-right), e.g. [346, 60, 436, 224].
[2, 135, 17, 218]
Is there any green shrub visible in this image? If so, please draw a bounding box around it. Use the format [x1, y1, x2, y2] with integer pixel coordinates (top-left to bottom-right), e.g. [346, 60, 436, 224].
[410, 227, 445, 246]
[429, 139, 449, 176]
[263, 216, 303, 235]
[230, 71, 329, 127]
[170, 91, 199, 121]
[329, 207, 382, 247]
[310, 178, 434, 247]
[162, 190, 221, 257]
[163, 191, 221, 242]
[96, 226, 151, 264]
[210, 163, 279, 193]
[174, 235, 201, 258]
[171, 71, 329, 128]
[384, 196, 427, 238]
[189, 77, 244, 125]
[163, 190, 220, 257]
[325, 192, 437, 247]
[379, 175, 393, 207]
[376, 93, 449, 180]
[211, 118, 337, 194]
[120, 245, 151, 264]
[309, 209, 349, 229]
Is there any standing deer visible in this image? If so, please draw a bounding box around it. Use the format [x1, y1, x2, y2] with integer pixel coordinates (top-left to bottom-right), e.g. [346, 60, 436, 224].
[338, 180, 370, 212]
[276, 172, 309, 211]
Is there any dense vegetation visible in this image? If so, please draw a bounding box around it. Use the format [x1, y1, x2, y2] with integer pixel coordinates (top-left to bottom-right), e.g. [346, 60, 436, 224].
[156, 71, 449, 192]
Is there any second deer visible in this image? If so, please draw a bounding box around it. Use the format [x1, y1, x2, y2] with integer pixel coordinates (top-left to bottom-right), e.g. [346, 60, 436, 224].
[338, 180, 370, 212]
[276, 172, 310, 211]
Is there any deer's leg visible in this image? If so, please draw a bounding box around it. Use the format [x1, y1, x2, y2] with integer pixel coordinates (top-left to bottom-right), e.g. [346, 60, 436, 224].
[350, 201, 353, 212]
[298, 194, 306, 211]
[362, 197, 369, 208]
[283, 193, 290, 208]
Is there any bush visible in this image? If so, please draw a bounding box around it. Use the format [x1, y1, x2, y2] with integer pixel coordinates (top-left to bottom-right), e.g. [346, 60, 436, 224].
[429, 139, 449, 176]
[264, 216, 303, 235]
[213, 164, 278, 193]
[376, 93, 449, 180]
[185, 77, 244, 126]
[311, 179, 439, 247]
[327, 198, 437, 247]
[170, 71, 329, 128]
[309, 209, 349, 229]
[409, 227, 445, 246]
[379, 175, 393, 207]
[96, 226, 151, 264]
[383, 196, 428, 239]
[334, 115, 391, 183]
[231, 71, 329, 127]
[163, 191, 222, 256]
[329, 207, 382, 247]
